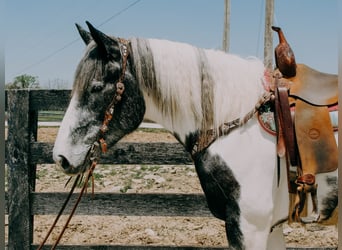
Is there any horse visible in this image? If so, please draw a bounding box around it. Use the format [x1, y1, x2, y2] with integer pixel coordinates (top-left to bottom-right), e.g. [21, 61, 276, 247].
[53, 21, 338, 250]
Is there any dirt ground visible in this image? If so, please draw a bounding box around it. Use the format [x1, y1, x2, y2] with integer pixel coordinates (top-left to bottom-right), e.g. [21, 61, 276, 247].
[6, 127, 338, 248]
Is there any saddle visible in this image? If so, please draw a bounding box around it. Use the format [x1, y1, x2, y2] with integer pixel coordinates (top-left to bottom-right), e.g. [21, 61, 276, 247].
[288, 64, 338, 106]
[268, 25, 338, 223]
[272, 64, 338, 222]
[275, 64, 338, 175]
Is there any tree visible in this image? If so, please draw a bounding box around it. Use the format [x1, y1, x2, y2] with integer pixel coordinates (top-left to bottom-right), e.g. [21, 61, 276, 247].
[6, 74, 40, 89]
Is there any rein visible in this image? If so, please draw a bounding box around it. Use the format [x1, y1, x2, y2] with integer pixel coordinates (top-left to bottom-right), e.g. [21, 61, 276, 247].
[38, 38, 130, 249]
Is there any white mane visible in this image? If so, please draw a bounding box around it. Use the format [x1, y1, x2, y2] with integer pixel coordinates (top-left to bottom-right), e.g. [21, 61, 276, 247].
[131, 38, 266, 138]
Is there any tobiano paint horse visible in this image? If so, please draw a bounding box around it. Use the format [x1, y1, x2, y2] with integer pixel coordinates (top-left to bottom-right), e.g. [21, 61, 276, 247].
[53, 21, 338, 250]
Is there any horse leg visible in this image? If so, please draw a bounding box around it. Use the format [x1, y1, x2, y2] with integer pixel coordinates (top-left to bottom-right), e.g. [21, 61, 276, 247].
[194, 152, 276, 249]
[193, 149, 285, 249]
[193, 151, 244, 250]
[224, 201, 244, 250]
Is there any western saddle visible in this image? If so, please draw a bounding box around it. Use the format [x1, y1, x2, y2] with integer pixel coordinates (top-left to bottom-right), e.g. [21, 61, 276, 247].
[272, 63, 338, 223]
[269, 24, 338, 223]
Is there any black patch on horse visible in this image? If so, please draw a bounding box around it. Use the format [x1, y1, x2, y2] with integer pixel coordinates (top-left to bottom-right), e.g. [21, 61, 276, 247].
[320, 176, 338, 221]
[192, 148, 244, 250]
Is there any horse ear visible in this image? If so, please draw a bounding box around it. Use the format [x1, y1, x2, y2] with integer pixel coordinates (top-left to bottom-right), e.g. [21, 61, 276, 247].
[76, 23, 92, 45]
[85, 21, 121, 60]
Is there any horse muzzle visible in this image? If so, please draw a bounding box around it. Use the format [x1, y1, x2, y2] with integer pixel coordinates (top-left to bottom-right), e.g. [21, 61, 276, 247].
[54, 140, 102, 176]
[54, 154, 84, 175]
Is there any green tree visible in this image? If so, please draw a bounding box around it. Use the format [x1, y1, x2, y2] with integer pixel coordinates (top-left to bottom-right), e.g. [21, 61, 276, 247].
[6, 74, 40, 89]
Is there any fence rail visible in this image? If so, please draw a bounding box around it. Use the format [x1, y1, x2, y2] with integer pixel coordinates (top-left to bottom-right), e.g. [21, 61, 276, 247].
[5, 89, 337, 250]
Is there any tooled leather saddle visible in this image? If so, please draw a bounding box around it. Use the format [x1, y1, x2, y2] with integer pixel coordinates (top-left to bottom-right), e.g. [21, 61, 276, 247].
[275, 64, 338, 175]
[260, 25, 338, 223]
[288, 64, 338, 174]
[270, 64, 338, 222]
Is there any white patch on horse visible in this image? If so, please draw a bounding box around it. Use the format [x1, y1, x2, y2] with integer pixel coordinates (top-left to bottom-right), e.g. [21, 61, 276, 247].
[131, 38, 266, 143]
[53, 94, 98, 173]
[207, 119, 283, 250]
[131, 38, 203, 138]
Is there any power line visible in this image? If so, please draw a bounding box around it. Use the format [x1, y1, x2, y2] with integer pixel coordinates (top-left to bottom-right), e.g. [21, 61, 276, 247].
[13, 0, 141, 78]
[17, 1, 97, 59]
[97, 0, 141, 28]
[16, 38, 80, 76]
[256, 0, 265, 58]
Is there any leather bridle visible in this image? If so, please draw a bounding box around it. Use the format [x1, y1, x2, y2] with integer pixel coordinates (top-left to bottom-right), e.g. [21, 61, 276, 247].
[79, 38, 130, 175]
[97, 38, 129, 154]
[38, 38, 130, 250]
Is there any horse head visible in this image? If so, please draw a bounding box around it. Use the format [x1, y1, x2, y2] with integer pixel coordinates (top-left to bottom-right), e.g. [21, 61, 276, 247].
[53, 22, 145, 175]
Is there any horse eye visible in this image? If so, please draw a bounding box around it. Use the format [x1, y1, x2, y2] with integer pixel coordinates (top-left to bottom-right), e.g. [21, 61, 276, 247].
[90, 81, 104, 93]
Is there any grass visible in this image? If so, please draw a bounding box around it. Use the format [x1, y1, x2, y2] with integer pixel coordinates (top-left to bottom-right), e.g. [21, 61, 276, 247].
[36, 168, 49, 180]
[140, 165, 161, 172]
[38, 111, 65, 122]
[120, 179, 133, 193]
[91, 164, 171, 193]
[25, 164, 195, 194]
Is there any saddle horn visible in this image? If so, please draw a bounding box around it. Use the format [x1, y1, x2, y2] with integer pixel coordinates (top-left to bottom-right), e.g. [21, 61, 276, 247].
[85, 21, 121, 60]
[272, 26, 297, 78]
[75, 23, 92, 45]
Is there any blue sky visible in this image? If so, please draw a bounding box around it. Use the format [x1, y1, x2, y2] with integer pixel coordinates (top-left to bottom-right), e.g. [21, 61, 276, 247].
[5, 0, 338, 88]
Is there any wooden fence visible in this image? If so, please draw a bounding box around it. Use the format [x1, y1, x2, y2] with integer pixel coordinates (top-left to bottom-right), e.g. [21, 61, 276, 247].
[5, 89, 337, 250]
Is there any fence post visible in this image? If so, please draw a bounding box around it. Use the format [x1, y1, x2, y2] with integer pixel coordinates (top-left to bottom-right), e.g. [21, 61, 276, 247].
[7, 90, 37, 250]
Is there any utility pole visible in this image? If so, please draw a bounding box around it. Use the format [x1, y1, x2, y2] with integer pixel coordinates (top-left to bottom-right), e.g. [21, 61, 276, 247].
[222, 0, 230, 52]
[264, 0, 274, 69]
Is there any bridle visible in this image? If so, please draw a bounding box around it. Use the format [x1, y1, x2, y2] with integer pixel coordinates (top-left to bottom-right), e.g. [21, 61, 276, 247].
[38, 38, 130, 250]
[97, 38, 129, 154]
[82, 37, 130, 183]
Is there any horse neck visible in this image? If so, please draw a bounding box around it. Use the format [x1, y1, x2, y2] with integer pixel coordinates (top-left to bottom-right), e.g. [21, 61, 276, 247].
[130, 37, 266, 143]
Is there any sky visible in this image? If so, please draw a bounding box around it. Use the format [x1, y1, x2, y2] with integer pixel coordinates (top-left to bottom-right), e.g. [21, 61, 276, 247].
[5, 0, 338, 88]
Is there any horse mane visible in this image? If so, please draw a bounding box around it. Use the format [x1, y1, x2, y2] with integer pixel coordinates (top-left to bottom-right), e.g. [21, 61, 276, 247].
[130, 37, 266, 132]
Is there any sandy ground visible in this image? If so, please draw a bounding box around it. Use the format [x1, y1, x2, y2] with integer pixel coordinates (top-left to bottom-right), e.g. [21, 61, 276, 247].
[5, 127, 338, 248]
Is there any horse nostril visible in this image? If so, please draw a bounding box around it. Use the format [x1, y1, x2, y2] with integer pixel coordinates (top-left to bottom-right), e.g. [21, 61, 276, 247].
[57, 155, 71, 170]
